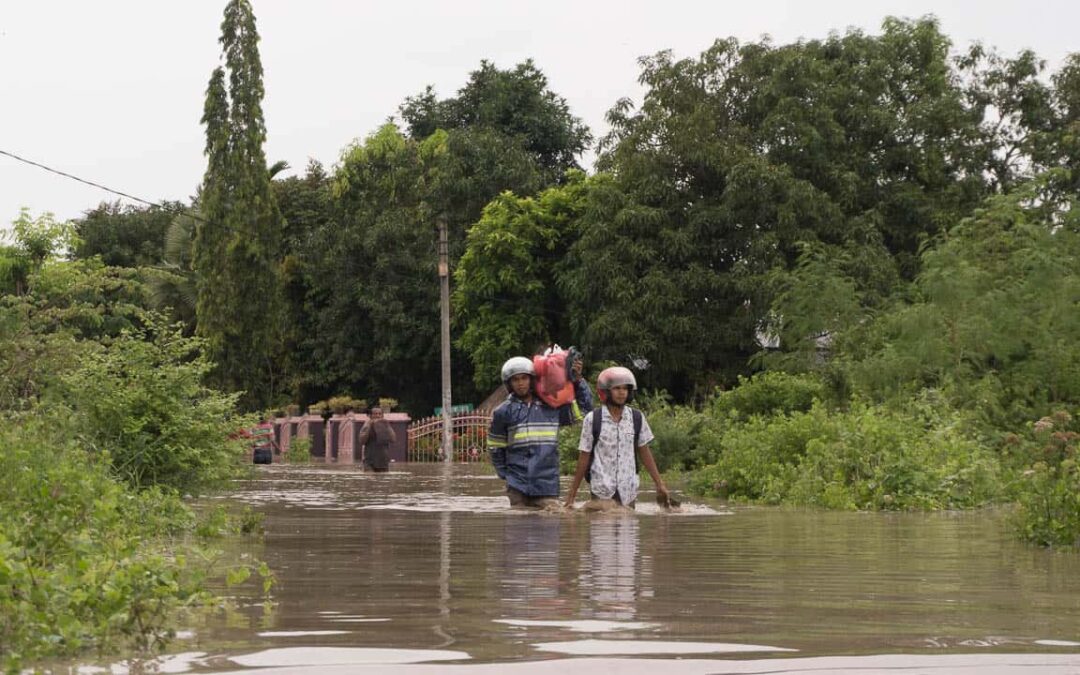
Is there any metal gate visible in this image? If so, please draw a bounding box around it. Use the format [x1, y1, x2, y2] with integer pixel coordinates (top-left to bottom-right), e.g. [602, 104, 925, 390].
[407, 412, 491, 462]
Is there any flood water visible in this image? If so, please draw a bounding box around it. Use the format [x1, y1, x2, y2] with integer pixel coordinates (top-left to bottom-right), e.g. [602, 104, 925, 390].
[87, 463, 1080, 673]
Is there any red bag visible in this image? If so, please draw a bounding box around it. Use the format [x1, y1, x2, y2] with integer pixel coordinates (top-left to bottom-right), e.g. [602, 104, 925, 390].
[532, 345, 578, 408]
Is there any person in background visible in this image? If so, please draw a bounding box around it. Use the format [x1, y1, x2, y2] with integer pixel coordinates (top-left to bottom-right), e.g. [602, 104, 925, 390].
[359, 407, 396, 472]
[250, 416, 277, 465]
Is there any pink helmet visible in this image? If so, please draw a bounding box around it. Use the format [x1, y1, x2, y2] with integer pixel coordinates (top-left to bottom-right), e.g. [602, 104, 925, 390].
[596, 366, 637, 403]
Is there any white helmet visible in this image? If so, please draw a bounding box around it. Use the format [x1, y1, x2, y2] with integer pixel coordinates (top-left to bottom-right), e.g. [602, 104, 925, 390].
[501, 356, 535, 392]
[597, 366, 636, 403]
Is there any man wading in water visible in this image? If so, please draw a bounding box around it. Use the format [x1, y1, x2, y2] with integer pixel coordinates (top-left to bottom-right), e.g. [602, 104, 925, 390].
[358, 407, 396, 472]
[488, 355, 592, 508]
[564, 366, 671, 511]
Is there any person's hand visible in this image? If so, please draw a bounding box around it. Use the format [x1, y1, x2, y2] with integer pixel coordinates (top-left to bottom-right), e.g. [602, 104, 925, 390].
[655, 484, 681, 509]
[655, 483, 671, 505]
[571, 357, 583, 382]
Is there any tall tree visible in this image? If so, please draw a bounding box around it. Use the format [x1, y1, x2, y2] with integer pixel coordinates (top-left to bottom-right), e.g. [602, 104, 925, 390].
[453, 170, 595, 387]
[400, 59, 592, 185]
[272, 160, 334, 403]
[562, 18, 995, 397]
[307, 58, 593, 413]
[193, 0, 283, 409]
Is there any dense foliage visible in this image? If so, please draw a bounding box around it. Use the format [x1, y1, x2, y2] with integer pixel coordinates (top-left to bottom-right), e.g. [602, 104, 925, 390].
[0, 231, 256, 669]
[73, 201, 183, 268]
[0, 417, 207, 670]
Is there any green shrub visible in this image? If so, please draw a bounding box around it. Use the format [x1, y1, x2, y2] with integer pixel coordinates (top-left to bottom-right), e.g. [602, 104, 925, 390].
[327, 396, 355, 415]
[0, 417, 207, 671]
[1012, 411, 1080, 546]
[559, 424, 582, 475]
[286, 436, 312, 463]
[52, 316, 247, 494]
[635, 397, 715, 471]
[689, 401, 1002, 510]
[711, 371, 827, 421]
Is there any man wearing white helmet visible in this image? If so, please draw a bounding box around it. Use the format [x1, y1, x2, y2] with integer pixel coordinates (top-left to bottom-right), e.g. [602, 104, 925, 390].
[488, 354, 592, 508]
[564, 366, 670, 510]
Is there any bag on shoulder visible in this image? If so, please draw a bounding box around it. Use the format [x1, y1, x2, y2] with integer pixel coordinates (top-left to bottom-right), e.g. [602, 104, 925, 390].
[532, 344, 579, 408]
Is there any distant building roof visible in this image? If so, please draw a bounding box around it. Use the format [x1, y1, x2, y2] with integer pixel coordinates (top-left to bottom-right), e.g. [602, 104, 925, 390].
[478, 386, 507, 412]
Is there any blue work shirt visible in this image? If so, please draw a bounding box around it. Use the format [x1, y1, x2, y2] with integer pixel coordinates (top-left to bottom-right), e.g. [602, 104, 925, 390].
[488, 380, 592, 497]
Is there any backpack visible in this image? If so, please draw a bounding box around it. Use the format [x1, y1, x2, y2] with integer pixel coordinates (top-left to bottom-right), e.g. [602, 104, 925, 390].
[585, 406, 642, 483]
[532, 345, 579, 408]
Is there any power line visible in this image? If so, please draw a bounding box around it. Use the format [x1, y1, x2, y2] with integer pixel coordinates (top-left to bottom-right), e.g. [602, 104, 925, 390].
[0, 148, 577, 314]
[0, 148, 176, 211]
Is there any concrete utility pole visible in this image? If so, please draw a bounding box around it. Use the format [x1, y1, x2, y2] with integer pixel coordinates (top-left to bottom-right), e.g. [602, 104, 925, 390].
[438, 217, 453, 464]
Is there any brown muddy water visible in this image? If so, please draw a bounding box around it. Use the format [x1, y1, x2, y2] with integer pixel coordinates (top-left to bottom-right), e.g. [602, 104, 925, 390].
[79, 463, 1080, 674]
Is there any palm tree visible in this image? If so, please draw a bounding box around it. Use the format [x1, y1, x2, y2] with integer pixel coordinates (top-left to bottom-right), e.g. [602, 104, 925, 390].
[144, 209, 199, 333]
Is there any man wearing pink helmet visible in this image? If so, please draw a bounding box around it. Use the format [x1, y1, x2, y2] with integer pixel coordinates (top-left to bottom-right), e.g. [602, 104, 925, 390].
[564, 366, 670, 510]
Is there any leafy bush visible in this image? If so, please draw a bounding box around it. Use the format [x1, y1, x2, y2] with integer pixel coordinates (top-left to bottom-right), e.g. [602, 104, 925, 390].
[1012, 411, 1080, 546]
[47, 313, 246, 492]
[286, 436, 312, 463]
[689, 401, 1003, 510]
[327, 395, 362, 415]
[559, 424, 583, 475]
[51, 316, 247, 494]
[710, 371, 827, 421]
[578, 375, 829, 475]
[635, 395, 715, 471]
[0, 416, 207, 671]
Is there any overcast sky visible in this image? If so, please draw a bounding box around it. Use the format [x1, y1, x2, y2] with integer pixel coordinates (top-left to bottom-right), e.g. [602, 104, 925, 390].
[2, 1, 1079, 232]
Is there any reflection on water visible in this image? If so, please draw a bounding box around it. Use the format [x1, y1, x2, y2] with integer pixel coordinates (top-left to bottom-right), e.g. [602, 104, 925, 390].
[492, 515, 566, 618]
[581, 515, 642, 620]
[73, 463, 1080, 672]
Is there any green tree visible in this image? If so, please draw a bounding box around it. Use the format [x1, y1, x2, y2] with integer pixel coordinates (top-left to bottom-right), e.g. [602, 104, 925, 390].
[842, 178, 1080, 430]
[564, 18, 993, 397]
[8, 210, 80, 267]
[0, 245, 31, 296]
[1045, 54, 1080, 196]
[193, 0, 284, 410]
[400, 59, 592, 184]
[144, 209, 200, 334]
[308, 106, 557, 411]
[310, 126, 438, 411]
[279, 60, 590, 410]
[73, 201, 184, 268]
[1, 209, 83, 302]
[272, 160, 334, 403]
[453, 170, 594, 387]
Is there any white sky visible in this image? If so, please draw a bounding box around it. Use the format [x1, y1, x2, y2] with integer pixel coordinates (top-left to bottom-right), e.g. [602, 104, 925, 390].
[2, 1, 1078, 231]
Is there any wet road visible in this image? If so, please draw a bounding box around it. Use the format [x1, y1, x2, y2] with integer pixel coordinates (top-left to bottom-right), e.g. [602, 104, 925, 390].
[82, 463, 1080, 673]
